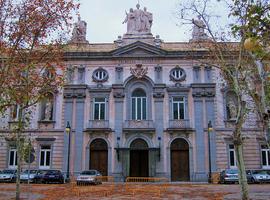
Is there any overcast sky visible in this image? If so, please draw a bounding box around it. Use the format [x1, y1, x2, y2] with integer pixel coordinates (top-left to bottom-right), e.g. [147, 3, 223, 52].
[79, 0, 191, 43]
[78, 0, 230, 43]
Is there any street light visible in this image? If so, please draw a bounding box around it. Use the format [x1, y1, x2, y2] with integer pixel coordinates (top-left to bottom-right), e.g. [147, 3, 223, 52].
[158, 137, 161, 161]
[65, 121, 71, 182]
[208, 120, 213, 183]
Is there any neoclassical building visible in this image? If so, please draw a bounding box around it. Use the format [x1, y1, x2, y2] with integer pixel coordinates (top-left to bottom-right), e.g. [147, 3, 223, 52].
[0, 4, 268, 182]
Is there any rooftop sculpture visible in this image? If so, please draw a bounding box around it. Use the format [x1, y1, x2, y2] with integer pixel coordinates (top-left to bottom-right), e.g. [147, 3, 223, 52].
[122, 3, 153, 35]
[70, 16, 89, 44]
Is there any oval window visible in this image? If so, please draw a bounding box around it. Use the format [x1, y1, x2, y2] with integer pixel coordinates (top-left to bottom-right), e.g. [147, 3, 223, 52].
[170, 66, 186, 82]
[92, 68, 109, 82]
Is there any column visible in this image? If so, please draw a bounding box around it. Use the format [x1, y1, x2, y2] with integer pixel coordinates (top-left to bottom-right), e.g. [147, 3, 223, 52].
[112, 85, 125, 181]
[74, 97, 85, 175]
[62, 95, 73, 174]
[153, 85, 165, 177]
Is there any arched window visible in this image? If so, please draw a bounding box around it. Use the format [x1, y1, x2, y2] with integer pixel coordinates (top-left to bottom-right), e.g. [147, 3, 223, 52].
[131, 89, 147, 120]
[40, 93, 54, 121]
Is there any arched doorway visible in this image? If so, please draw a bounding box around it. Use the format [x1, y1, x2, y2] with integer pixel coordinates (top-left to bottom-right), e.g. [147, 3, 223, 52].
[130, 138, 149, 177]
[90, 139, 108, 176]
[170, 138, 190, 181]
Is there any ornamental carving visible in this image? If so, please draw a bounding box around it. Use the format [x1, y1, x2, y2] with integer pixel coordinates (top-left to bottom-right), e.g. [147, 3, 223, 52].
[130, 64, 148, 79]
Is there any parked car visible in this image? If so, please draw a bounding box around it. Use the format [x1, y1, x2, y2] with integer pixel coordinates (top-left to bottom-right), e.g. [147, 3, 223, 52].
[0, 169, 17, 183]
[220, 169, 239, 184]
[247, 170, 270, 183]
[20, 169, 39, 183]
[76, 170, 102, 185]
[32, 170, 49, 183]
[42, 170, 64, 184]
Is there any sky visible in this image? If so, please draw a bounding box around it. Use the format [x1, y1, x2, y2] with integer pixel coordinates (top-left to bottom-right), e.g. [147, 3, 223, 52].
[78, 0, 191, 43]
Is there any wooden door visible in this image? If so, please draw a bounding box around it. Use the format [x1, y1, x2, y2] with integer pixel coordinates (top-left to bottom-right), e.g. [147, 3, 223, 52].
[130, 139, 149, 177]
[130, 150, 148, 177]
[171, 139, 190, 181]
[90, 139, 108, 176]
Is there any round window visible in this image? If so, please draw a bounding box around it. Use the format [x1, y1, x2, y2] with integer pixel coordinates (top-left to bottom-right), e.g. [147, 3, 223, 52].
[170, 66, 186, 82]
[92, 68, 109, 82]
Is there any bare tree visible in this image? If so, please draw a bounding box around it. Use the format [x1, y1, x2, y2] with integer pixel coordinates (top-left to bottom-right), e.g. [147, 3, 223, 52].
[175, 0, 269, 199]
[0, 0, 78, 199]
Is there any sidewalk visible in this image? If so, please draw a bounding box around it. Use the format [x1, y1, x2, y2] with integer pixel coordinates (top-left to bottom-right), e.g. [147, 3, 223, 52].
[0, 183, 269, 200]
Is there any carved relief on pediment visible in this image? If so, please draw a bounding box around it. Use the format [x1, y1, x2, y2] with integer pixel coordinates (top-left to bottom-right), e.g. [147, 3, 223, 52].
[130, 64, 148, 79]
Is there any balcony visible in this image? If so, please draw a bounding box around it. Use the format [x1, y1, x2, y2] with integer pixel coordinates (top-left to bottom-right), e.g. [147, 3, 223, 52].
[167, 119, 194, 133]
[85, 120, 111, 133]
[123, 120, 155, 133]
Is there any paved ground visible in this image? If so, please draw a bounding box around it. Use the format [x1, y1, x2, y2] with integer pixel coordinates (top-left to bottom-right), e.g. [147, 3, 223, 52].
[0, 183, 269, 200]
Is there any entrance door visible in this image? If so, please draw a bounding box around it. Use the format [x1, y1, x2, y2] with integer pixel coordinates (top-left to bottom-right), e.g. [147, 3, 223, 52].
[90, 139, 108, 176]
[171, 138, 190, 181]
[130, 139, 149, 177]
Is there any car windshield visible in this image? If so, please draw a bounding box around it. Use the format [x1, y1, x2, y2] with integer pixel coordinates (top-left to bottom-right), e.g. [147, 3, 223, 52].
[23, 170, 37, 174]
[2, 170, 15, 174]
[253, 170, 268, 175]
[81, 171, 96, 175]
[38, 170, 48, 174]
[226, 169, 238, 174]
[46, 170, 59, 175]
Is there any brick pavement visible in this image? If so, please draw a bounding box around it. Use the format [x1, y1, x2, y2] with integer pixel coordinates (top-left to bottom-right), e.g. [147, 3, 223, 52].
[0, 183, 269, 200]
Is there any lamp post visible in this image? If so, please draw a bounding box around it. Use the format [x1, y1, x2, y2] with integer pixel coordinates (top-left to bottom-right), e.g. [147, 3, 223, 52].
[65, 121, 71, 182]
[207, 120, 213, 183]
[158, 137, 161, 161]
[116, 136, 120, 161]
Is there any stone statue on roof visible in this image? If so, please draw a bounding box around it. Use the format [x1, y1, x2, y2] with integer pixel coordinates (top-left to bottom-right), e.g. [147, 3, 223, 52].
[70, 16, 88, 44]
[191, 16, 208, 41]
[123, 3, 153, 34]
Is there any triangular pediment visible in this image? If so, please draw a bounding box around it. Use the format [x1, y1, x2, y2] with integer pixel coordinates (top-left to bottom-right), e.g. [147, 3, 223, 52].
[111, 41, 167, 57]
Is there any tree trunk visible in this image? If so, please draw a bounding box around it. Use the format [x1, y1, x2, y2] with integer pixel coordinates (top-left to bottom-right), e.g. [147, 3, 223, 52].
[16, 107, 23, 200]
[235, 143, 249, 200]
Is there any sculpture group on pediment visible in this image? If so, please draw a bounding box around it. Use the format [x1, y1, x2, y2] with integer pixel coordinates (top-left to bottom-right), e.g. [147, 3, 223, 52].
[123, 4, 153, 34]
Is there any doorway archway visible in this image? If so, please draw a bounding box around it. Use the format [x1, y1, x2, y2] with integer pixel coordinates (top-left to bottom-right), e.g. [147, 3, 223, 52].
[170, 138, 190, 181]
[130, 138, 149, 177]
[90, 138, 108, 176]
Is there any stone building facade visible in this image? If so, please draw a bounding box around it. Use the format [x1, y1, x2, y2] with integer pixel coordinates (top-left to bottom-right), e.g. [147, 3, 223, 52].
[0, 4, 269, 182]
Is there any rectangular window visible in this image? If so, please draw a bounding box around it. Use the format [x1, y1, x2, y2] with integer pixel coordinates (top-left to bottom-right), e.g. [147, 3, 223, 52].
[8, 147, 17, 168]
[172, 97, 185, 120]
[93, 98, 106, 120]
[261, 145, 270, 168]
[131, 97, 147, 120]
[39, 145, 51, 169]
[229, 144, 237, 168]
